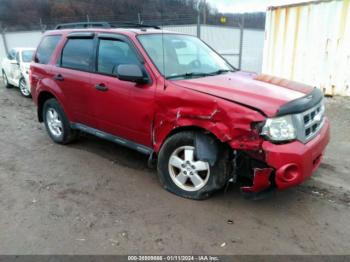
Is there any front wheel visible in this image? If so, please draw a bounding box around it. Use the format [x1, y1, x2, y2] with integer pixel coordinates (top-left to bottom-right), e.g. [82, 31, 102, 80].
[19, 78, 31, 98]
[157, 131, 229, 200]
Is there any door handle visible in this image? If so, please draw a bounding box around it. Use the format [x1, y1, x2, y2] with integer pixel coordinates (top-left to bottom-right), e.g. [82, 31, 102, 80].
[95, 83, 109, 92]
[53, 74, 64, 81]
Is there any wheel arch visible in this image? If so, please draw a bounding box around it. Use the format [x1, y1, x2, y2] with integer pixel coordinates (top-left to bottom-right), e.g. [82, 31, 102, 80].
[37, 91, 57, 122]
[154, 124, 230, 154]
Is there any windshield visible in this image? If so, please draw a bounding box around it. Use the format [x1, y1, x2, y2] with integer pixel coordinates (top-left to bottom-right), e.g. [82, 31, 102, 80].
[138, 34, 234, 80]
[22, 50, 34, 63]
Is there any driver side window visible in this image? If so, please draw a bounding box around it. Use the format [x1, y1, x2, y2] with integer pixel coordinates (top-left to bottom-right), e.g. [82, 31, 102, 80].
[97, 39, 140, 75]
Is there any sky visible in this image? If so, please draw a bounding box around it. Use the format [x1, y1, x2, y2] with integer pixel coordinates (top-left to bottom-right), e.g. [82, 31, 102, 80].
[207, 0, 314, 13]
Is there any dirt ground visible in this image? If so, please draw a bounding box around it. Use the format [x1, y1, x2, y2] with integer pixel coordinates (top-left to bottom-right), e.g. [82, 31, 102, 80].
[0, 80, 349, 255]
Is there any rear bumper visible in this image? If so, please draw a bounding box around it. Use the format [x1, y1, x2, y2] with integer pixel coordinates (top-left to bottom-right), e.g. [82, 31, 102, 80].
[263, 118, 330, 190]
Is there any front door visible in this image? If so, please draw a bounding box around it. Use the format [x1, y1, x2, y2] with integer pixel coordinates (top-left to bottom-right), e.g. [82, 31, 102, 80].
[91, 36, 156, 147]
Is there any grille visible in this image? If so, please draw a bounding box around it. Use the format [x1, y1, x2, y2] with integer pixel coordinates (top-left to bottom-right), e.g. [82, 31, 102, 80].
[295, 100, 325, 143]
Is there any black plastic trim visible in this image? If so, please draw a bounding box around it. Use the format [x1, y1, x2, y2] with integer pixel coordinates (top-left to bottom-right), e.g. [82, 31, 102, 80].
[56, 22, 111, 30]
[97, 33, 128, 41]
[71, 123, 152, 155]
[276, 88, 323, 116]
[55, 22, 160, 30]
[67, 32, 95, 39]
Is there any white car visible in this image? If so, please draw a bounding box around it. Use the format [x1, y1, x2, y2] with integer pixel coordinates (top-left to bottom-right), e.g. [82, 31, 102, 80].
[1, 47, 35, 97]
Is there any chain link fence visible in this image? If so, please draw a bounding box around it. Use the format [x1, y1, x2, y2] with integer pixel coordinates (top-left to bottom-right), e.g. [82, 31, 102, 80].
[0, 1, 265, 72]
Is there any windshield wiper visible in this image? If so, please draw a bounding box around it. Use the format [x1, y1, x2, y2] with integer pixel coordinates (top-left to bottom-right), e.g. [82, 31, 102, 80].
[166, 72, 211, 80]
[166, 69, 235, 80]
[207, 69, 234, 76]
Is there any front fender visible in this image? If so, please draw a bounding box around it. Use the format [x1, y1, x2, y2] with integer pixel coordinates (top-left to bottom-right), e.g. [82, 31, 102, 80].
[152, 100, 265, 153]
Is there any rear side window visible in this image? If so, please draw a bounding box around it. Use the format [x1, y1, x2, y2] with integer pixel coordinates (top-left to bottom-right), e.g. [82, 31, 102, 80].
[61, 38, 93, 71]
[35, 35, 61, 64]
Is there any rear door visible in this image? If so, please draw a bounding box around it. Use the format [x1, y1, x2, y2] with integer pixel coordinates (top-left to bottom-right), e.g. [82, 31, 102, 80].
[54, 33, 97, 127]
[90, 34, 156, 147]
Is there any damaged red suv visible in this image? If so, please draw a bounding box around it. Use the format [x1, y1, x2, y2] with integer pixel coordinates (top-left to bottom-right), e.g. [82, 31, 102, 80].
[30, 23, 330, 200]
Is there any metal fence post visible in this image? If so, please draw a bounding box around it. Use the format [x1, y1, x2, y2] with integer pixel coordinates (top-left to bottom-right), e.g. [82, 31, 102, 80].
[39, 18, 47, 33]
[138, 13, 142, 24]
[197, 12, 201, 38]
[238, 14, 245, 70]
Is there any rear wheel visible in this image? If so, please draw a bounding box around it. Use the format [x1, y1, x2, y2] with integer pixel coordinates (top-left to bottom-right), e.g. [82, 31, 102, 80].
[157, 131, 230, 200]
[2, 70, 11, 89]
[43, 98, 77, 144]
[19, 78, 31, 98]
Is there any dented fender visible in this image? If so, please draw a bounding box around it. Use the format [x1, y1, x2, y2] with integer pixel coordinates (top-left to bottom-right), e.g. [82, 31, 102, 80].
[152, 81, 266, 153]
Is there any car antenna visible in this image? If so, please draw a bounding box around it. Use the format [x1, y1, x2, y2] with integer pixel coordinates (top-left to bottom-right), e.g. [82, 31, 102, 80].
[161, 1, 166, 90]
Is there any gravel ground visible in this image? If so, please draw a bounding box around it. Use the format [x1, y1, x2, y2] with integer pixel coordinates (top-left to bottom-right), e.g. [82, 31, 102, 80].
[0, 81, 349, 255]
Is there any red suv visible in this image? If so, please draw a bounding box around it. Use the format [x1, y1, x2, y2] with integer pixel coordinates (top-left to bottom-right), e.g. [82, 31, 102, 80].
[30, 23, 330, 200]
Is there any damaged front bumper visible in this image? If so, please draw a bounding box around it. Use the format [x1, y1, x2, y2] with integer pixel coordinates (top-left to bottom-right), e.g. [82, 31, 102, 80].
[241, 118, 330, 194]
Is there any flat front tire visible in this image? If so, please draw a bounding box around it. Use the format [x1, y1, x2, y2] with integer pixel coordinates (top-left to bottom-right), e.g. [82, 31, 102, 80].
[43, 98, 77, 144]
[157, 131, 229, 200]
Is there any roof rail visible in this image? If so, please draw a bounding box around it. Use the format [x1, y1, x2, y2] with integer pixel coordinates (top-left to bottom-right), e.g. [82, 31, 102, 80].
[55, 22, 111, 30]
[55, 21, 161, 30]
[115, 22, 161, 30]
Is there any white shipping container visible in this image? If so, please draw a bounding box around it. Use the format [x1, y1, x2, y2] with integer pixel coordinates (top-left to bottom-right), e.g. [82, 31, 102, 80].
[262, 0, 350, 96]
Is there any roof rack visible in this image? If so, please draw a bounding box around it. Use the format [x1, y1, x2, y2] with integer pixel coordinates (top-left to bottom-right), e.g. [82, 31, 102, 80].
[115, 22, 161, 30]
[55, 22, 111, 30]
[55, 22, 161, 30]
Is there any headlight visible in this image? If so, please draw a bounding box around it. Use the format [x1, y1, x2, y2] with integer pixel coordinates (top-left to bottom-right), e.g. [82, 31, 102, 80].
[261, 115, 296, 142]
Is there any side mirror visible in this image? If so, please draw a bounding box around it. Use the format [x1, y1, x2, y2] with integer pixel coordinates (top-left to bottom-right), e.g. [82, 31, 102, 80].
[116, 64, 148, 84]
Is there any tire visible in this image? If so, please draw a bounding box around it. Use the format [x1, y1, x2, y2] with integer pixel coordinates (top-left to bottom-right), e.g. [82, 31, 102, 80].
[43, 98, 77, 144]
[19, 78, 31, 98]
[157, 131, 230, 200]
[2, 70, 12, 89]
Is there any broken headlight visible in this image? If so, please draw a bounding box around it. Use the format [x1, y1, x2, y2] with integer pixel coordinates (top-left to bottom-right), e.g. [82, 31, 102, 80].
[261, 115, 296, 142]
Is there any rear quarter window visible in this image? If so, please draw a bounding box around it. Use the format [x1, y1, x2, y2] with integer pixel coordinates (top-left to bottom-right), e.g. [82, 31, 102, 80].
[35, 35, 61, 64]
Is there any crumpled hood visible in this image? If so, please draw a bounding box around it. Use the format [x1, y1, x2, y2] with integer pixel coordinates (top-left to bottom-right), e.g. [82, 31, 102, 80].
[173, 71, 314, 117]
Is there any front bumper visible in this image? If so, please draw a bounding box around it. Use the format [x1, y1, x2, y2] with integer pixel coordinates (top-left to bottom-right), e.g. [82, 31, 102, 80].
[263, 118, 330, 190]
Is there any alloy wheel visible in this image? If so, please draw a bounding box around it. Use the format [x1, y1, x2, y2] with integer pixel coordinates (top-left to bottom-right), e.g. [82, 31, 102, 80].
[19, 79, 30, 97]
[168, 146, 210, 192]
[46, 108, 63, 138]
